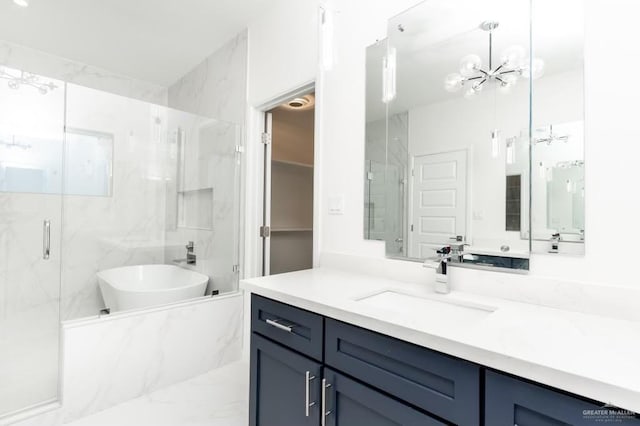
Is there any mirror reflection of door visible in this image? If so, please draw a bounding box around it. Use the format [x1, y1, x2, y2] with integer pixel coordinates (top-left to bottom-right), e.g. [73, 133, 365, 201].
[409, 150, 467, 258]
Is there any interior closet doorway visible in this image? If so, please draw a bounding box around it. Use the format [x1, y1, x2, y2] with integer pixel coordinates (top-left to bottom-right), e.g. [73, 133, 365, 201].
[261, 92, 315, 276]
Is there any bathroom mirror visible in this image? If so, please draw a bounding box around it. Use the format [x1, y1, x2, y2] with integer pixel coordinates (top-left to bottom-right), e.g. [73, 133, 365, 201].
[363, 0, 585, 265]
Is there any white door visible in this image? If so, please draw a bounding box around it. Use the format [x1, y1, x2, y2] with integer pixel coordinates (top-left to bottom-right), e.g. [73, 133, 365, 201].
[410, 150, 467, 258]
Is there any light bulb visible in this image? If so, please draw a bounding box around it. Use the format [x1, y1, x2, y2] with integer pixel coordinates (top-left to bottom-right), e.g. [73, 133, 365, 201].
[463, 87, 476, 99]
[500, 45, 526, 68]
[444, 73, 464, 92]
[524, 58, 545, 79]
[459, 54, 482, 77]
[498, 73, 518, 93]
[491, 129, 500, 158]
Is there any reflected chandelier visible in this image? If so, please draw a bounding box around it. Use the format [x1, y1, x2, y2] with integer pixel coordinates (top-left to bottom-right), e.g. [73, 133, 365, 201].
[444, 21, 544, 98]
[0, 67, 58, 94]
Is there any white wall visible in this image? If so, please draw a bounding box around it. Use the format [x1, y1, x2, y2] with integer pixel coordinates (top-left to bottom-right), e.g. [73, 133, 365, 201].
[245, 0, 640, 289]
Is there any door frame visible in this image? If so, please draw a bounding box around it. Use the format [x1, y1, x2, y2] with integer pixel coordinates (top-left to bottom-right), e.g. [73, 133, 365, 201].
[244, 81, 319, 278]
[407, 147, 473, 258]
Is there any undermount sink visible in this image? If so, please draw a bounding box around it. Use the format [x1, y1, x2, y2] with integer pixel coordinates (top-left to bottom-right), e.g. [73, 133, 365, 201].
[355, 290, 497, 325]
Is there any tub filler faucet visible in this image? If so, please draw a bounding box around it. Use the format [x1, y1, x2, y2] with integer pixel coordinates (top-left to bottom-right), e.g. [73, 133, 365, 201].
[174, 241, 196, 265]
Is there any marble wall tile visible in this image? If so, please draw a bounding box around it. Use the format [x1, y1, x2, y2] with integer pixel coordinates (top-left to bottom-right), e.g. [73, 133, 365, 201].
[0, 40, 168, 105]
[60, 85, 171, 319]
[61, 294, 243, 423]
[168, 31, 248, 124]
[166, 31, 248, 296]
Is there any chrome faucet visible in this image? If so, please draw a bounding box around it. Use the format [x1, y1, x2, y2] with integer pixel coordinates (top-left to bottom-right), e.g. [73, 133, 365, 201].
[173, 241, 196, 265]
[549, 233, 560, 253]
[423, 246, 452, 294]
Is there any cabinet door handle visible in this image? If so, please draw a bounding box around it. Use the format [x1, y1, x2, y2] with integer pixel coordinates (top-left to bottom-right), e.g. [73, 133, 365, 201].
[305, 371, 316, 417]
[265, 318, 293, 333]
[43, 220, 50, 260]
[321, 379, 332, 426]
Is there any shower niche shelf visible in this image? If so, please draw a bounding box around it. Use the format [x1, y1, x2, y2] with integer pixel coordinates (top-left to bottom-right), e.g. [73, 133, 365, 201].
[177, 187, 214, 230]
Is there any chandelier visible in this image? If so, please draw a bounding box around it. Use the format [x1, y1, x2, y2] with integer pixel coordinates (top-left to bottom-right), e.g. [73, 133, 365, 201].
[0, 67, 58, 94]
[444, 21, 544, 98]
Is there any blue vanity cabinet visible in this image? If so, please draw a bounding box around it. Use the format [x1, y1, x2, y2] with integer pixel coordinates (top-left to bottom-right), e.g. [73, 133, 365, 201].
[323, 368, 446, 426]
[251, 294, 324, 361]
[325, 318, 480, 425]
[485, 371, 640, 425]
[250, 294, 639, 426]
[250, 333, 322, 426]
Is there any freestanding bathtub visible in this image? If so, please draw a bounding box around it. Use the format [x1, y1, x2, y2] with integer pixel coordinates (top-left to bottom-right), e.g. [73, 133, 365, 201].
[97, 264, 209, 312]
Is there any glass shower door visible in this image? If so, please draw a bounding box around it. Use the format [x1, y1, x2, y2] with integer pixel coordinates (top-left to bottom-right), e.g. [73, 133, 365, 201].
[0, 67, 64, 416]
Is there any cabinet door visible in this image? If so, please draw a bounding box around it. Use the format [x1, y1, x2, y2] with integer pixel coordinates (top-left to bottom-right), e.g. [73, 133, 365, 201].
[323, 368, 446, 426]
[250, 333, 322, 426]
[486, 371, 640, 425]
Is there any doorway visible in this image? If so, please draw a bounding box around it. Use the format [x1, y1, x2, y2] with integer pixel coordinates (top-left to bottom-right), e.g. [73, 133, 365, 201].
[261, 92, 315, 275]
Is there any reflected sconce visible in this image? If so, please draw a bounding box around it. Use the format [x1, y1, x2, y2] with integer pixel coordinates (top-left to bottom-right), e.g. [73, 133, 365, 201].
[444, 21, 544, 98]
[382, 47, 397, 103]
[505, 137, 516, 165]
[319, 5, 335, 71]
[538, 161, 546, 179]
[491, 128, 500, 158]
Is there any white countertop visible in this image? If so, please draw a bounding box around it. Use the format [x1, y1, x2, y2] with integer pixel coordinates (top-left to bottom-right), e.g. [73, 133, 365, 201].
[241, 267, 640, 413]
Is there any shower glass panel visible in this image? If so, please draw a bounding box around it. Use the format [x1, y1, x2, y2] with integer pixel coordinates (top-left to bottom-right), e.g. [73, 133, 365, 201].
[0, 66, 242, 419]
[62, 84, 242, 319]
[0, 67, 64, 416]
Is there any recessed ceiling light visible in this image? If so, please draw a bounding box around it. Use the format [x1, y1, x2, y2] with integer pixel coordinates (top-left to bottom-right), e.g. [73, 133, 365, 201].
[283, 95, 315, 110]
[13, 0, 29, 7]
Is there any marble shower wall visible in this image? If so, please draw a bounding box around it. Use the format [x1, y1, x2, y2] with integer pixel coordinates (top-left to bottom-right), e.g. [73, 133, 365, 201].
[166, 31, 248, 294]
[61, 294, 243, 423]
[0, 40, 167, 105]
[61, 84, 172, 319]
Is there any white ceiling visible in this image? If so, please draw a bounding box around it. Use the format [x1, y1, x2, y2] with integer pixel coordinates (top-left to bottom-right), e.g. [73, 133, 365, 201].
[367, 0, 585, 121]
[0, 0, 271, 86]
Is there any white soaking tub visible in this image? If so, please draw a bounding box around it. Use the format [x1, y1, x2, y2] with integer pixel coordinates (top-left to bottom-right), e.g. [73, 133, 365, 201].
[97, 264, 209, 312]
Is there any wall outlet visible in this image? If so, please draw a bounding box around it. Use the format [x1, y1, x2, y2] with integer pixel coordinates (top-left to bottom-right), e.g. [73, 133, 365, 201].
[328, 195, 345, 215]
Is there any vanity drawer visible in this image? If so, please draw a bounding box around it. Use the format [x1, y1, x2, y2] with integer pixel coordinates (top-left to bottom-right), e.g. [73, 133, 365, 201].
[485, 371, 640, 425]
[325, 319, 480, 425]
[251, 294, 324, 361]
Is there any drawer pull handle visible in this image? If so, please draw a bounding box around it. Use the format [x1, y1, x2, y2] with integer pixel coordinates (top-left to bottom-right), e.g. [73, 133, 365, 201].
[305, 371, 316, 417]
[321, 379, 332, 426]
[265, 318, 293, 332]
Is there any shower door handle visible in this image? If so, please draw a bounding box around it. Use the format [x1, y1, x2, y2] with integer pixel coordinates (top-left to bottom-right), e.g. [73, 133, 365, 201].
[43, 220, 50, 260]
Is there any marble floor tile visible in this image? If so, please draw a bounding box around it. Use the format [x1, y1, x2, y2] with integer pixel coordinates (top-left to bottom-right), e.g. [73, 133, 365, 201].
[65, 360, 248, 426]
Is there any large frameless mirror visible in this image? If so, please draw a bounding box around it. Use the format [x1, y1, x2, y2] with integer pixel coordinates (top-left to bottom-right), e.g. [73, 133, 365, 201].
[363, 0, 585, 269]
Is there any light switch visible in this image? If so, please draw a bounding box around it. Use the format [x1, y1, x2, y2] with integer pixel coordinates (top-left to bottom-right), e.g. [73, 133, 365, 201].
[328, 195, 344, 215]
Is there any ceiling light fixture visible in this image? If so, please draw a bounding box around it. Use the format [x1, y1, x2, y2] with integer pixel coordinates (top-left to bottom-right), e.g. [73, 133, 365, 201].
[0, 67, 58, 94]
[13, 0, 29, 7]
[444, 21, 544, 98]
[284, 95, 315, 110]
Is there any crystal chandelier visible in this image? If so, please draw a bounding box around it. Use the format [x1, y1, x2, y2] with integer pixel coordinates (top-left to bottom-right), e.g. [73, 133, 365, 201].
[444, 21, 544, 98]
[0, 67, 58, 94]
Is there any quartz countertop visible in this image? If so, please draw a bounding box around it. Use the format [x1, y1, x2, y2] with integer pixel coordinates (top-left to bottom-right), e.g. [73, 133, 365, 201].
[241, 267, 640, 413]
